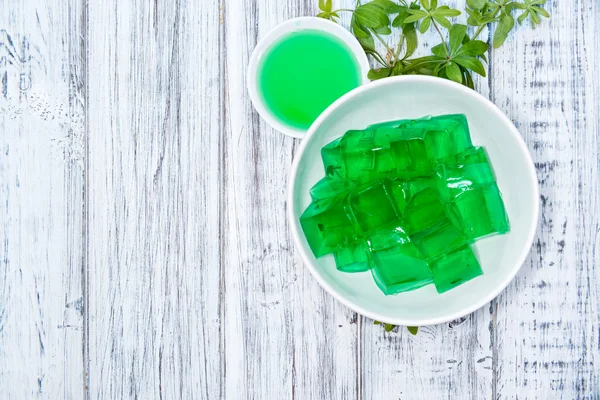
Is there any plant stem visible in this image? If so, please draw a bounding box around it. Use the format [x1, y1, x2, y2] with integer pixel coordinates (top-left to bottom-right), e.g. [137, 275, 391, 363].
[371, 30, 394, 55]
[431, 20, 449, 54]
[472, 9, 501, 41]
[394, 34, 405, 64]
[332, 8, 355, 13]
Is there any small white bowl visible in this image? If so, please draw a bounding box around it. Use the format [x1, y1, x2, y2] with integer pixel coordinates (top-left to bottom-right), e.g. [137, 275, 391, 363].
[288, 76, 540, 326]
[247, 17, 370, 139]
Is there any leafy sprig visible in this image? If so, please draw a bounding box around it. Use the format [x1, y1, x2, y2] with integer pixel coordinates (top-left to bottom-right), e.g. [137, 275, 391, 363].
[316, 0, 550, 87]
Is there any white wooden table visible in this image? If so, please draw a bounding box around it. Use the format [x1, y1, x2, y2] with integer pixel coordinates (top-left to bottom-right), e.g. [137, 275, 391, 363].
[1, 0, 598, 398]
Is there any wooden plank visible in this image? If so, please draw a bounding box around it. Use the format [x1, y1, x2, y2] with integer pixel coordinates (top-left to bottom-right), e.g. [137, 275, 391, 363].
[86, 1, 224, 397]
[492, 1, 600, 397]
[223, 0, 360, 398]
[0, 0, 85, 398]
[358, 1, 494, 398]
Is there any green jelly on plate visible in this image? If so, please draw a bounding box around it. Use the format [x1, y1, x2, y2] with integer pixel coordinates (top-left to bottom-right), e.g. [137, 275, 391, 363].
[309, 177, 356, 202]
[436, 161, 495, 202]
[367, 226, 433, 295]
[430, 244, 482, 293]
[403, 187, 447, 234]
[334, 241, 371, 273]
[349, 180, 401, 233]
[447, 183, 510, 241]
[299, 198, 358, 257]
[411, 219, 467, 261]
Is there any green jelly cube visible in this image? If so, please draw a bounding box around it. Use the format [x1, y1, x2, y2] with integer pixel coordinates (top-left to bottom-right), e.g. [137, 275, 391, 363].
[309, 177, 356, 202]
[447, 184, 510, 240]
[300, 199, 358, 257]
[411, 219, 467, 261]
[322, 137, 344, 179]
[441, 146, 489, 165]
[436, 162, 496, 201]
[334, 242, 371, 273]
[367, 227, 433, 295]
[430, 244, 482, 293]
[403, 187, 447, 234]
[349, 180, 400, 233]
[386, 180, 411, 216]
[396, 115, 473, 160]
[390, 138, 432, 179]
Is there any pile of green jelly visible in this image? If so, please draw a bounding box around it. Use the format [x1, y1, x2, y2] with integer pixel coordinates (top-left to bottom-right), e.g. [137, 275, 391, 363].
[300, 114, 510, 295]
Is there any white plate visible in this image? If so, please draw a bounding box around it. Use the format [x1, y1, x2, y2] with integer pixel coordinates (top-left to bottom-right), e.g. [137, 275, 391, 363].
[247, 17, 370, 138]
[288, 75, 540, 326]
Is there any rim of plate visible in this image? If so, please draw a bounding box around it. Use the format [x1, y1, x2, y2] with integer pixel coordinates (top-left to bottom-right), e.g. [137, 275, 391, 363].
[287, 75, 540, 326]
[247, 16, 371, 139]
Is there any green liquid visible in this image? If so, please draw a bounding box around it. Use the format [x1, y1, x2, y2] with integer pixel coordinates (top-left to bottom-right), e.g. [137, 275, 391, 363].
[258, 30, 362, 130]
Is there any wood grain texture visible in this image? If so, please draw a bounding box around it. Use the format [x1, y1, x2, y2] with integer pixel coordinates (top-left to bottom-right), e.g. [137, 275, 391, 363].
[2, 0, 599, 398]
[224, 1, 360, 398]
[0, 0, 85, 398]
[491, 1, 600, 397]
[86, 0, 224, 398]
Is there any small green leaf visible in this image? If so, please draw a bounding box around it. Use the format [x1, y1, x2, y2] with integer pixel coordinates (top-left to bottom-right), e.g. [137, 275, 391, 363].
[371, 0, 404, 14]
[493, 12, 515, 48]
[374, 320, 382, 325]
[454, 55, 487, 76]
[355, 4, 390, 28]
[517, 10, 529, 25]
[449, 24, 467, 55]
[431, 42, 448, 57]
[456, 40, 488, 56]
[420, 0, 430, 10]
[433, 6, 461, 17]
[464, 69, 475, 89]
[318, 0, 326, 12]
[419, 16, 431, 33]
[407, 326, 419, 335]
[446, 62, 463, 83]
[316, 11, 328, 19]
[375, 25, 392, 35]
[433, 15, 452, 29]
[368, 67, 392, 80]
[352, 18, 371, 38]
[532, 6, 550, 18]
[325, 0, 332, 12]
[403, 23, 418, 58]
[358, 34, 376, 51]
[392, 60, 404, 75]
[466, 0, 486, 10]
[384, 323, 396, 332]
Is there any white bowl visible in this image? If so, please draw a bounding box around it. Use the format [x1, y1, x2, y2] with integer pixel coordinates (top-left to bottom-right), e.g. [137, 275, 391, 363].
[247, 17, 370, 138]
[288, 76, 540, 326]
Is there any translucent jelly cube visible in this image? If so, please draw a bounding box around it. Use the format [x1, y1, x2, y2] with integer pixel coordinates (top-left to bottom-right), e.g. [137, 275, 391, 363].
[300, 199, 358, 257]
[309, 177, 356, 202]
[403, 187, 447, 234]
[349, 180, 400, 233]
[441, 146, 489, 165]
[411, 219, 467, 261]
[321, 129, 404, 182]
[386, 180, 411, 216]
[334, 242, 370, 273]
[390, 138, 432, 179]
[447, 184, 510, 241]
[367, 227, 433, 295]
[430, 244, 482, 293]
[436, 162, 495, 202]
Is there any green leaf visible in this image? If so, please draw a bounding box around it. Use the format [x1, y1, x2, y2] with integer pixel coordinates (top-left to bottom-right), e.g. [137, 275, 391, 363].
[391, 6, 411, 26]
[466, 0, 486, 10]
[368, 67, 392, 80]
[446, 62, 463, 83]
[316, 12, 328, 19]
[456, 39, 488, 56]
[431, 42, 448, 57]
[433, 6, 461, 17]
[325, 0, 332, 12]
[358, 34, 376, 51]
[449, 24, 467, 55]
[318, 0, 326, 11]
[374, 25, 392, 35]
[352, 18, 371, 38]
[454, 55, 487, 76]
[532, 6, 550, 18]
[404, 9, 428, 21]
[493, 12, 515, 48]
[355, 4, 390, 28]
[403, 23, 418, 58]
[464, 69, 475, 89]
[419, 16, 431, 33]
[433, 15, 452, 29]
[517, 10, 529, 24]
[374, 320, 382, 325]
[407, 326, 419, 335]
[420, 0, 430, 10]
[384, 323, 396, 332]
[370, 0, 404, 14]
